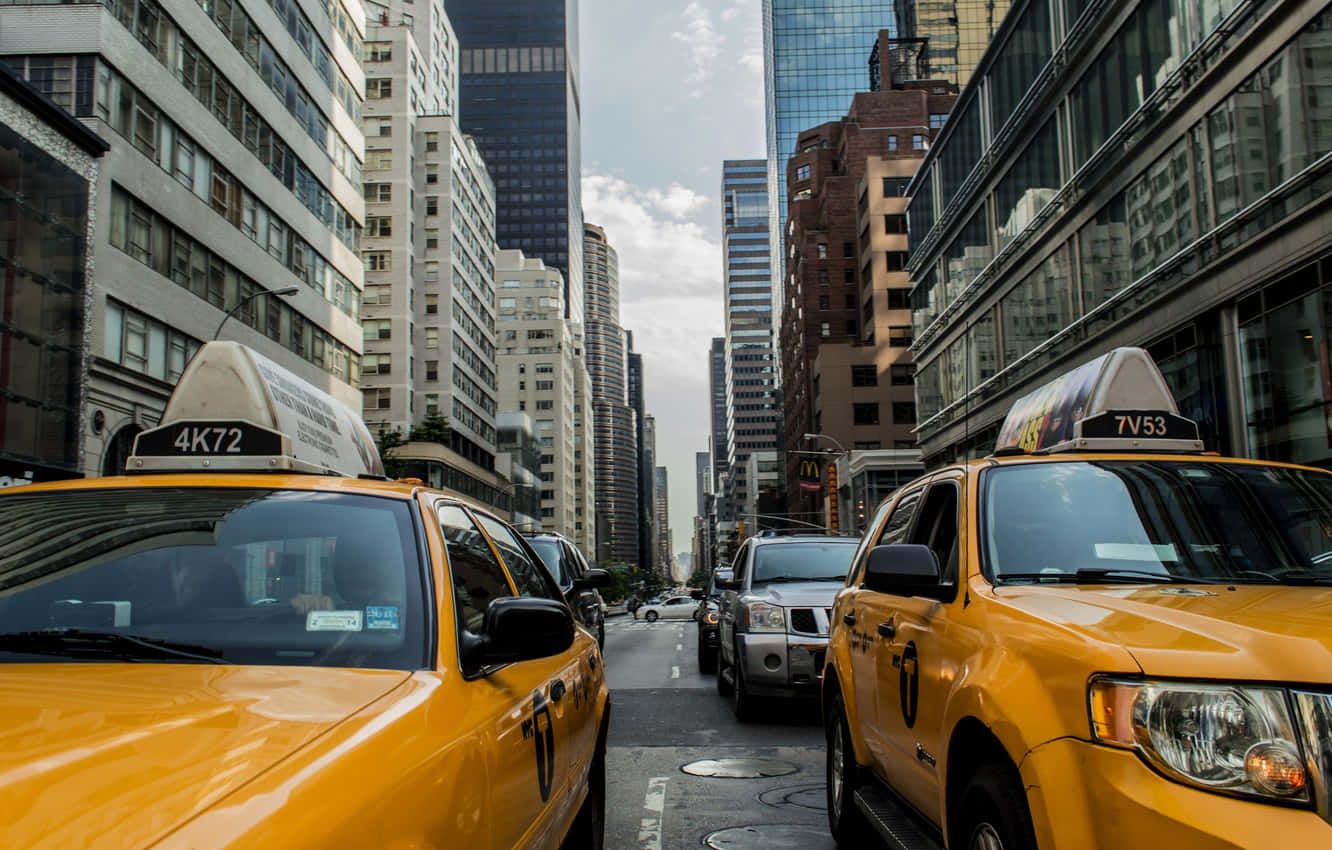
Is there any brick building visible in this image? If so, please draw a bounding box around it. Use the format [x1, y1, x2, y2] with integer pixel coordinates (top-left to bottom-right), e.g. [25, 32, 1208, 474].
[780, 82, 956, 528]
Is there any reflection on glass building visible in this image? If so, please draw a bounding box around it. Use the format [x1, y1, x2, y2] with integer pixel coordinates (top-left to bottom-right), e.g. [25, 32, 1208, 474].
[0, 64, 107, 486]
[895, 0, 1010, 90]
[764, 0, 896, 306]
[446, 0, 584, 326]
[908, 0, 1332, 469]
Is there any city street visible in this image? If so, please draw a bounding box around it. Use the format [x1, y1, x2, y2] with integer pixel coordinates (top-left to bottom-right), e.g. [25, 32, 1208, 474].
[601, 614, 839, 850]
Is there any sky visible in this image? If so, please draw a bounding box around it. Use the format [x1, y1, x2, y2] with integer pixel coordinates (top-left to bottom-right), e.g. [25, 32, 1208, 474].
[580, 0, 766, 559]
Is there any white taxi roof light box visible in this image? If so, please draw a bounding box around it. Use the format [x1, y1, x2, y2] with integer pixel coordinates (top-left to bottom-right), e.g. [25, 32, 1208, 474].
[127, 341, 385, 478]
[994, 347, 1204, 456]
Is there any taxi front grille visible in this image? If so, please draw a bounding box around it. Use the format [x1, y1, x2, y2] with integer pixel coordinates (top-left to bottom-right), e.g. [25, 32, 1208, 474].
[1293, 690, 1332, 824]
[790, 608, 818, 634]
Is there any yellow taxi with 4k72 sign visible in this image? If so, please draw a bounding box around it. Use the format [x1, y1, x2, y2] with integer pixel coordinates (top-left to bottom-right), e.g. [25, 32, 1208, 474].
[823, 347, 1332, 850]
[0, 341, 610, 850]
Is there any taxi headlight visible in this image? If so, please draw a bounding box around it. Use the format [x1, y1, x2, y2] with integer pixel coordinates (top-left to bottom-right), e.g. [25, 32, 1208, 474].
[740, 601, 785, 633]
[1089, 678, 1309, 802]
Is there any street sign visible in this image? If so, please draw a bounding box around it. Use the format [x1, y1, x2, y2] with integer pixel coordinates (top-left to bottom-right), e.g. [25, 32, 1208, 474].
[799, 459, 821, 493]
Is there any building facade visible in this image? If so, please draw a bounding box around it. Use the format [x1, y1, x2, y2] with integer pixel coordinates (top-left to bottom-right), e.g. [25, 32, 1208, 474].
[445, 0, 584, 325]
[493, 248, 592, 547]
[654, 465, 670, 575]
[496, 411, 540, 530]
[780, 86, 953, 524]
[1, 0, 367, 477]
[765, 1, 895, 306]
[583, 222, 638, 565]
[636, 401, 658, 575]
[721, 159, 780, 532]
[892, 0, 1010, 90]
[909, 0, 1332, 471]
[0, 62, 108, 487]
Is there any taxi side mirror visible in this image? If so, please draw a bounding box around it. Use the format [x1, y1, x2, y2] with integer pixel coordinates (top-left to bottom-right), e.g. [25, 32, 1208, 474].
[864, 545, 943, 598]
[573, 568, 610, 591]
[713, 569, 735, 589]
[462, 598, 574, 670]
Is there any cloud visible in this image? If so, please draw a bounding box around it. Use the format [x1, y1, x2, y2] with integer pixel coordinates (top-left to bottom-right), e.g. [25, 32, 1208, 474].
[738, 51, 763, 75]
[672, 2, 726, 97]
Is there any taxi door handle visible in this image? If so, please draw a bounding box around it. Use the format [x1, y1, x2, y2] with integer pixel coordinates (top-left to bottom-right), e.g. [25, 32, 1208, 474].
[843, 612, 856, 626]
[877, 622, 895, 639]
[550, 680, 566, 703]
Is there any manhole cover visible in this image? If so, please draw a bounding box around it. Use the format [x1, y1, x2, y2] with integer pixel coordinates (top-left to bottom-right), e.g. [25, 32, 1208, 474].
[758, 784, 826, 811]
[703, 824, 831, 848]
[681, 758, 800, 778]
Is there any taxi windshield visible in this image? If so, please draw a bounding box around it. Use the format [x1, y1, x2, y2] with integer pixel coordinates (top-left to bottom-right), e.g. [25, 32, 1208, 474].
[983, 461, 1332, 585]
[527, 538, 569, 584]
[752, 541, 857, 583]
[0, 487, 427, 669]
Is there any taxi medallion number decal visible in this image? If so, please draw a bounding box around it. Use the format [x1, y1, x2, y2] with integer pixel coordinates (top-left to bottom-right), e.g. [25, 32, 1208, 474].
[135, 421, 284, 457]
[522, 690, 556, 802]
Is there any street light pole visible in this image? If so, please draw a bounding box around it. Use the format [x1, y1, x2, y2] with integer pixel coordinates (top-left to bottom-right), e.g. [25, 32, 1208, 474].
[213, 285, 300, 341]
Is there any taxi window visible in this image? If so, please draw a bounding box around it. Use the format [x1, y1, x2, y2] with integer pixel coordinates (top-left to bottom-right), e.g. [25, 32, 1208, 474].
[848, 497, 898, 584]
[473, 514, 560, 600]
[880, 488, 924, 545]
[527, 537, 571, 586]
[0, 488, 426, 670]
[436, 504, 515, 634]
[909, 482, 960, 584]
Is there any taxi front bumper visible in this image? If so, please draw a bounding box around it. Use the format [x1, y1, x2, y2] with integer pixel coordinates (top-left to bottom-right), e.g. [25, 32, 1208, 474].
[736, 633, 826, 694]
[1020, 736, 1332, 849]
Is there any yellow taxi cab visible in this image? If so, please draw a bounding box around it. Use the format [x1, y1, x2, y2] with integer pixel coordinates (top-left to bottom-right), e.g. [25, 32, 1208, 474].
[0, 341, 610, 850]
[822, 347, 1332, 850]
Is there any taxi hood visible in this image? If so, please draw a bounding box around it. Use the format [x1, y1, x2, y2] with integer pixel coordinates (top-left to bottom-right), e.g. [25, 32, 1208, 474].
[0, 664, 411, 849]
[995, 583, 1332, 683]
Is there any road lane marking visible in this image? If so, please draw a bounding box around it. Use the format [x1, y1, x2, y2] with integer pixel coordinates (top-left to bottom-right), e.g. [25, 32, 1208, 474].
[638, 776, 668, 850]
[671, 666, 680, 679]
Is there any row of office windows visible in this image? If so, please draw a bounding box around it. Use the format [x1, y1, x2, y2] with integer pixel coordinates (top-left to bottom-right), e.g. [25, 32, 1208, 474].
[914, 4, 1332, 426]
[108, 185, 359, 385]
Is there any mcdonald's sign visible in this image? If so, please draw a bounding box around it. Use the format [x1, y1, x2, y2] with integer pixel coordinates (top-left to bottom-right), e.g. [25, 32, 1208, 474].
[827, 462, 839, 532]
[798, 459, 821, 492]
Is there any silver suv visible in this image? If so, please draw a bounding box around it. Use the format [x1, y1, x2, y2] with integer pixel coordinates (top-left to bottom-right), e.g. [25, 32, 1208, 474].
[715, 532, 858, 721]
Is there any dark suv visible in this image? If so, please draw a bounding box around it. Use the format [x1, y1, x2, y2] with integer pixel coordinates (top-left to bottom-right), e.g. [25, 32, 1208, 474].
[692, 572, 723, 673]
[525, 532, 607, 648]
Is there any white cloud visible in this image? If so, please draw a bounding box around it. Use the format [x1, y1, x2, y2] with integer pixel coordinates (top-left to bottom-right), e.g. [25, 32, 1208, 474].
[672, 2, 726, 97]
[738, 51, 763, 75]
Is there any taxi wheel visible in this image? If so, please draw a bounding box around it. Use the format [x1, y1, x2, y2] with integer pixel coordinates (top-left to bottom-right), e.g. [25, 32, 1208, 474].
[826, 695, 873, 845]
[644, 610, 659, 623]
[731, 648, 755, 722]
[956, 762, 1037, 850]
[564, 753, 605, 850]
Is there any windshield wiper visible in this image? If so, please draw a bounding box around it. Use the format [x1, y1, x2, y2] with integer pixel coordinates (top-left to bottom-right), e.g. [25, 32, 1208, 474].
[754, 575, 845, 583]
[0, 630, 226, 664]
[997, 569, 1223, 586]
[1265, 570, 1332, 585]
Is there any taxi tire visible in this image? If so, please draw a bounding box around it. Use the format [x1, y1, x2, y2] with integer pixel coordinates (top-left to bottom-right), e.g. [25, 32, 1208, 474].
[956, 762, 1037, 850]
[564, 751, 606, 849]
[645, 610, 659, 623]
[825, 695, 873, 846]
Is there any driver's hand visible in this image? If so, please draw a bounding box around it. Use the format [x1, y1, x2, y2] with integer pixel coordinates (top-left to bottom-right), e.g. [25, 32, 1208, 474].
[290, 594, 335, 614]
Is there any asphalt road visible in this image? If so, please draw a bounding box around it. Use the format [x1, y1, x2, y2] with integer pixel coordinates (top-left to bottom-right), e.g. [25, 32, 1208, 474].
[601, 613, 843, 850]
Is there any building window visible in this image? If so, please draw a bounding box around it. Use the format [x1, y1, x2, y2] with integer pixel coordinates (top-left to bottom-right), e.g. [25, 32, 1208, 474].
[887, 135, 898, 150]
[362, 353, 391, 375]
[893, 402, 917, 424]
[425, 164, 438, 184]
[425, 327, 439, 348]
[425, 294, 438, 314]
[796, 164, 811, 181]
[816, 243, 827, 259]
[845, 293, 857, 309]
[364, 284, 391, 305]
[884, 214, 907, 234]
[368, 43, 392, 62]
[424, 132, 438, 152]
[886, 288, 910, 310]
[363, 319, 391, 341]
[363, 388, 391, 410]
[366, 149, 393, 169]
[425, 195, 438, 215]
[891, 364, 915, 385]
[912, 134, 926, 150]
[885, 251, 908, 271]
[853, 403, 880, 425]
[364, 250, 391, 271]
[425, 393, 440, 416]
[425, 229, 439, 249]
[536, 380, 554, 391]
[365, 182, 392, 202]
[426, 360, 438, 381]
[818, 269, 829, 285]
[820, 322, 831, 338]
[818, 295, 830, 311]
[367, 78, 392, 98]
[843, 268, 855, 284]
[366, 215, 392, 237]
[851, 365, 877, 386]
[536, 400, 553, 410]
[888, 326, 912, 347]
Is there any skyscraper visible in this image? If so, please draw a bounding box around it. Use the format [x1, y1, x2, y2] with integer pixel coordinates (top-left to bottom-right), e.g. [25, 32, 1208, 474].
[632, 363, 657, 575]
[583, 223, 639, 566]
[721, 160, 779, 530]
[445, 0, 584, 325]
[894, 0, 1009, 90]
[708, 336, 729, 498]
[764, 1, 895, 311]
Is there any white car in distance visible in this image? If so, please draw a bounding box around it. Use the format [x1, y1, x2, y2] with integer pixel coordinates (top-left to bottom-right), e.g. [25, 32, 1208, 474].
[638, 595, 697, 622]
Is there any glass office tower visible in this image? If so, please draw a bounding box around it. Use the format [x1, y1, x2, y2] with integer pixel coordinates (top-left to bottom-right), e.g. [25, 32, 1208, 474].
[764, 0, 895, 316]
[446, 0, 584, 324]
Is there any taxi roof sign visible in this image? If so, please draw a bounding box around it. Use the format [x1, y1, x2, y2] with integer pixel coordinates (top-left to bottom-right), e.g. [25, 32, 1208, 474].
[127, 341, 384, 477]
[994, 347, 1203, 455]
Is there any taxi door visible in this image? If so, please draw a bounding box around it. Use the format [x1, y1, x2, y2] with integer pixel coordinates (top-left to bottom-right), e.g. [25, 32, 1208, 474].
[874, 473, 965, 822]
[847, 485, 926, 773]
[433, 502, 571, 850]
[473, 512, 596, 844]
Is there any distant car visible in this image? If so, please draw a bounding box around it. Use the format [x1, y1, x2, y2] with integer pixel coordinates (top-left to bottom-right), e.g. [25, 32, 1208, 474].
[692, 575, 723, 673]
[526, 532, 608, 648]
[637, 595, 697, 622]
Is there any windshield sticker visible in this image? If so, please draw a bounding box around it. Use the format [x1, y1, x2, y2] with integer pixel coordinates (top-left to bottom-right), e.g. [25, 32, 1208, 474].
[306, 610, 364, 631]
[365, 605, 400, 630]
[1094, 543, 1180, 562]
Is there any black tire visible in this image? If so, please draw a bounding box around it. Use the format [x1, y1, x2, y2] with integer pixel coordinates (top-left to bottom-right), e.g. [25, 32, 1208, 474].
[644, 610, 659, 623]
[716, 646, 734, 696]
[597, 624, 605, 649]
[825, 695, 874, 847]
[954, 762, 1038, 850]
[697, 640, 716, 674]
[731, 645, 755, 722]
[563, 752, 605, 850]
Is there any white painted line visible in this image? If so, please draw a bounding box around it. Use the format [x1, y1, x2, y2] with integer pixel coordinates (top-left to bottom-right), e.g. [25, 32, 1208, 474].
[638, 776, 668, 850]
[675, 643, 682, 652]
[671, 666, 680, 679]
